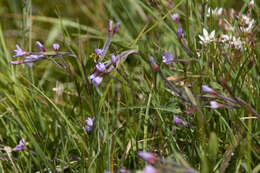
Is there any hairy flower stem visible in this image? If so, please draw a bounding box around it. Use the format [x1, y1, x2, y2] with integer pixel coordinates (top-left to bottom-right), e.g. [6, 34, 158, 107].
[220, 80, 260, 123]
[98, 35, 113, 62]
[158, 70, 190, 103]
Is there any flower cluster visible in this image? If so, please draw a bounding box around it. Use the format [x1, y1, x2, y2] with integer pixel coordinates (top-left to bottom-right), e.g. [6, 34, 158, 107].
[9, 41, 75, 68]
[90, 20, 137, 87]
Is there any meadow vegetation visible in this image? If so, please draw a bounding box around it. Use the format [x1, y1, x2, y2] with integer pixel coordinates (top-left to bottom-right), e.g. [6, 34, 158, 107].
[0, 0, 259, 172]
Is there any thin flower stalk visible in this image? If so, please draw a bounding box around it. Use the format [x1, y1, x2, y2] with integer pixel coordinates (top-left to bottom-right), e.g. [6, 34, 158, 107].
[96, 20, 120, 62]
[149, 57, 190, 103]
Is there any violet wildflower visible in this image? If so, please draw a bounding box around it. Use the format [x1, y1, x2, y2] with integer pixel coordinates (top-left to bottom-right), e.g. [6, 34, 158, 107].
[24, 55, 44, 67]
[92, 76, 103, 87]
[171, 13, 179, 24]
[177, 24, 183, 40]
[162, 51, 174, 65]
[13, 45, 29, 58]
[53, 43, 60, 52]
[113, 22, 120, 35]
[174, 115, 188, 126]
[95, 48, 103, 58]
[85, 117, 95, 132]
[138, 151, 157, 164]
[210, 101, 223, 109]
[96, 62, 106, 72]
[111, 54, 116, 66]
[144, 165, 159, 173]
[202, 85, 217, 95]
[36, 41, 46, 52]
[14, 138, 26, 151]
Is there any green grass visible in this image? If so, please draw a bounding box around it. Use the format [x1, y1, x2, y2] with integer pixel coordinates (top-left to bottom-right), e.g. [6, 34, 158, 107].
[0, 0, 260, 172]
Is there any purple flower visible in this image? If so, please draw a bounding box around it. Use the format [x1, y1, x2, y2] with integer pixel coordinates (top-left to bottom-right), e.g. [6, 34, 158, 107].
[53, 43, 60, 52]
[113, 22, 120, 34]
[96, 62, 106, 72]
[89, 63, 105, 87]
[202, 85, 217, 95]
[173, 115, 183, 125]
[85, 117, 95, 132]
[36, 41, 46, 52]
[162, 51, 174, 65]
[111, 54, 116, 66]
[13, 45, 29, 58]
[138, 151, 157, 164]
[24, 55, 43, 67]
[15, 138, 26, 151]
[92, 76, 103, 87]
[144, 165, 159, 173]
[171, 13, 179, 24]
[173, 115, 188, 126]
[95, 48, 103, 57]
[177, 24, 183, 40]
[210, 101, 223, 109]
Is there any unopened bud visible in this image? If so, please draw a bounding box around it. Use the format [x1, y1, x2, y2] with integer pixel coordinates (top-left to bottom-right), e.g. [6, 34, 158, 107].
[113, 22, 120, 34]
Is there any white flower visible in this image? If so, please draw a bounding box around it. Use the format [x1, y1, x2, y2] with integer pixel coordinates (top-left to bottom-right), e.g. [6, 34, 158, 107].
[230, 36, 244, 50]
[249, 0, 254, 8]
[198, 28, 215, 45]
[207, 7, 224, 17]
[239, 15, 255, 33]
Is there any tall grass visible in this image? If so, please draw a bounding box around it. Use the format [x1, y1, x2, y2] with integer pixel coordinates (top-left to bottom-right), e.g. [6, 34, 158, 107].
[0, 0, 259, 172]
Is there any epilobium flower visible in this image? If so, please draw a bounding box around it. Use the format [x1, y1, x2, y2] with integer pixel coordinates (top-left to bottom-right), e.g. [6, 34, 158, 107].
[177, 24, 183, 40]
[210, 101, 223, 109]
[173, 115, 188, 126]
[89, 63, 106, 86]
[113, 22, 121, 35]
[171, 13, 179, 24]
[202, 85, 217, 95]
[143, 165, 159, 173]
[96, 62, 106, 72]
[36, 41, 46, 52]
[95, 48, 103, 56]
[24, 55, 44, 67]
[53, 43, 60, 52]
[198, 28, 215, 45]
[14, 138, 26, 151]
[162, 51, 174, 65]
[13, 45, 29, 58]
[92, 76, 103, 87]
[138, 151, 157, 164]
[85, 117, 95, 132]
[111, 54, 116, 66]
